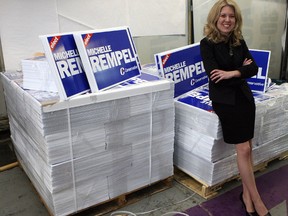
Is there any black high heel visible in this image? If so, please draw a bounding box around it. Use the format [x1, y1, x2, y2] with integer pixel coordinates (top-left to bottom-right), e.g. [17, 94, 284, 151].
[240, 192, 259, 216]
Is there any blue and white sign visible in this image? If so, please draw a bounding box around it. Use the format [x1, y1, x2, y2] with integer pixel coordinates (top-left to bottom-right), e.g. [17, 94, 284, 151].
[39, 33, 90, 100]
[247, 49, 271, 93]
[177, 89, 213, 112]
[74, 27, 141, 92]
[154, 43, 208, 98]
[155, 43, 271, 97]
[118, 72, 161, 87]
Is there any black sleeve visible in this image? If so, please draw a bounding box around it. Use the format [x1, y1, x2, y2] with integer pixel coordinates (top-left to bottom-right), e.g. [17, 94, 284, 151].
[200, 38, 219, 77]
[236, 40, 259, 79]
[200, 38, 258, 86]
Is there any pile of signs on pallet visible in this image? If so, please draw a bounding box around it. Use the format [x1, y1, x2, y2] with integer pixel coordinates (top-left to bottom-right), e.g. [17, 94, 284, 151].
[1, 27, 175, 216]
[154, 43, 288, 186]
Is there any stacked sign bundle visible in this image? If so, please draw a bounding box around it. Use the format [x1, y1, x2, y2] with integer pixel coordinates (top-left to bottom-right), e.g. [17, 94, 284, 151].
[174, 85, 288, 186]
[174, 86, 236, 185]
[73, 27, 141, 93]
[253, 84, 288, 163]
[21, 56, 57, 92]
[39, 32, 91, 100]
[1, 71, 174, 216]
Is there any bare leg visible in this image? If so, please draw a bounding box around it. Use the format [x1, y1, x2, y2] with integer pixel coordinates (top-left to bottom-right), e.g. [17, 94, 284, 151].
[235, 140, 269, 216]
[242, 141, 255, 212]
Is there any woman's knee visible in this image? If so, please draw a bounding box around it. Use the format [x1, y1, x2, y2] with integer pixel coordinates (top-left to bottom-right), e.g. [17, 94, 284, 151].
[236, 141, 252, 157]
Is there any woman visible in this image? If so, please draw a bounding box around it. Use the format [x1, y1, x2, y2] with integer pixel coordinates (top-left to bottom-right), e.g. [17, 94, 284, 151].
[200, 1, 271, 216]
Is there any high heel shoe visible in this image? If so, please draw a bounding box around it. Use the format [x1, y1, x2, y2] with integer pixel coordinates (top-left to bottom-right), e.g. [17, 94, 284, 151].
[240, 192, 259, 216]
[264, 212, 271, 216]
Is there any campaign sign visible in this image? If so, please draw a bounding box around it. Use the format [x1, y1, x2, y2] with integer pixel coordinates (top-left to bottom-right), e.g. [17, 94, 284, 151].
[154, 43, 208, 98]
[177, 89, 213, 112]
[74, 27, 141, 92]
[247, 49, 271, 93]
[118, 72, 161, 88]
[39, 33, 90, 100]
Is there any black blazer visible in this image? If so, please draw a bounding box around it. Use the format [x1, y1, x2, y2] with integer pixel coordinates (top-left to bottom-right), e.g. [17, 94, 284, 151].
[200, 37, 258, 105]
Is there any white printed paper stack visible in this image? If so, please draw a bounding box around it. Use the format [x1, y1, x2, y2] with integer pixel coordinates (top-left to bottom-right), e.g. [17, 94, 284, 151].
[1, 71, 174, 216]
[21, 56, 57, 92]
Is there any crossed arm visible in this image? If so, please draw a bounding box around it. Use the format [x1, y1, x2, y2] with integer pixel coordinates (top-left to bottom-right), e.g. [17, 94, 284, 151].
[209, 58, 253, 83]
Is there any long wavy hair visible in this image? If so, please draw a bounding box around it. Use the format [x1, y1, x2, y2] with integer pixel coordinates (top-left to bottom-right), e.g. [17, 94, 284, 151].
[203, 0, 243, 46]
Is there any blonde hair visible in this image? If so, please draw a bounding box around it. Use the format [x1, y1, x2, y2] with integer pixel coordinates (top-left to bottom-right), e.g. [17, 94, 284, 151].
[203, 0, 243, 46]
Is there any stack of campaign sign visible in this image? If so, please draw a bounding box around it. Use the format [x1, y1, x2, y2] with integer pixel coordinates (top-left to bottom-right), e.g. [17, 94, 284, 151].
[39, 33, 91, 100]
[173, 86, 288, 186]
[39, 26, 141, 100]
[1, 71, 174, 216]
[2, 26, 175, 216]
[155, 43, 288, 186]
[252, 84, 288, 163]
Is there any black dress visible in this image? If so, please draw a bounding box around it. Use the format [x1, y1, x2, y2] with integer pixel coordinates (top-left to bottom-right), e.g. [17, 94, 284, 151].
[200, 37, 258, 144]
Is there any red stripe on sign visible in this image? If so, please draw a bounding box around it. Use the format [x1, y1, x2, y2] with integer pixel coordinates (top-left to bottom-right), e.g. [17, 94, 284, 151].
[83, 34, 93, 47]
[49, 36, 61, 51]
[162, 54, 170, 66]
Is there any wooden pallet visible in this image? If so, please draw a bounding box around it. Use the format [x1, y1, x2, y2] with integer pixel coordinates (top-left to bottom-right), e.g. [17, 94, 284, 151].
[253, 151, 288, 172]
[174, 150, 288, 200]
[0, 161, 18, 172]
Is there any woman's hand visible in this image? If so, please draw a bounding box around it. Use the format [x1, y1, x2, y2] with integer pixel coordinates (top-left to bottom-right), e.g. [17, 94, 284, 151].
[210, 69, 239, 83]
[243, 58, 252, 66]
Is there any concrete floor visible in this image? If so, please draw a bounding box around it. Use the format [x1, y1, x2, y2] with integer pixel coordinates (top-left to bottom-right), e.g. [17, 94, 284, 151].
[0, 135, 287, 216]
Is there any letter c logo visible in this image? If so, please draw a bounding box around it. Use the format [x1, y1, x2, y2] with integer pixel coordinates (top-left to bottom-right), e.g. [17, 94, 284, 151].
[190, 79, 195, 86]
[120, 67, 125, 75]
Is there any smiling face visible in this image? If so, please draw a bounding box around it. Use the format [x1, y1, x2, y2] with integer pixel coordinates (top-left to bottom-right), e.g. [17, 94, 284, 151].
[217, 5, 236, 36]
